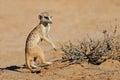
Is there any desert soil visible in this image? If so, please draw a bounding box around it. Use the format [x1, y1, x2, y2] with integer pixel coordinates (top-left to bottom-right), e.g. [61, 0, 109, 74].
[0, 0, 120, 80]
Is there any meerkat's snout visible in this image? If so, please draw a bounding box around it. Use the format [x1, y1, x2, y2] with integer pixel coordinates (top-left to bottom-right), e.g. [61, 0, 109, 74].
[48, 16, 52, 24]
[43, 16, 52, 24]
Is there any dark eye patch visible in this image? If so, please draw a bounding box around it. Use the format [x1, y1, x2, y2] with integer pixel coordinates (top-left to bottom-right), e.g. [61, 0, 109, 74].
[44, 16, 49, 19]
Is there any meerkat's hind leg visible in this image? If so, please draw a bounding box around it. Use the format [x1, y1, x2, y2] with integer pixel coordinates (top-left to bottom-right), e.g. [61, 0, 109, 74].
[30, 60, 38, 69]
[31, 57, 42, 70]
[37, 47, 53, 65]
[26, 55, 41, 73]
[38, 53, 52, 65]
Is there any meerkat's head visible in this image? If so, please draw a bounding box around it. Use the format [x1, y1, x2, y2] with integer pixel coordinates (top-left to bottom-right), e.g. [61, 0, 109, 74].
[39, 12, 52, 24]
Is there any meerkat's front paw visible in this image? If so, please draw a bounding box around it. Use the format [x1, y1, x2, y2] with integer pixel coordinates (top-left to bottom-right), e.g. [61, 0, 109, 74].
[53, 48, 57, 51]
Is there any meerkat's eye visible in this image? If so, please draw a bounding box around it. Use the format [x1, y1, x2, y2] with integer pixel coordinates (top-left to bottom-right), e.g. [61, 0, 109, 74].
[44, 16, 49, 19]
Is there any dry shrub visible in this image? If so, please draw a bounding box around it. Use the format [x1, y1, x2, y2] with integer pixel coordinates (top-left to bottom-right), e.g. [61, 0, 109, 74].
[61, 26, 120, 65]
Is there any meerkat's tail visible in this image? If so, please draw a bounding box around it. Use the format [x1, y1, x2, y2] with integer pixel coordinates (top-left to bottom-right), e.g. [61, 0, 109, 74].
[25, 54, 38, 73]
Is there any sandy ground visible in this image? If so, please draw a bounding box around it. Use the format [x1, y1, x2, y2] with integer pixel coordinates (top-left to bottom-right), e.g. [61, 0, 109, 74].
[0, 0, 120, 80]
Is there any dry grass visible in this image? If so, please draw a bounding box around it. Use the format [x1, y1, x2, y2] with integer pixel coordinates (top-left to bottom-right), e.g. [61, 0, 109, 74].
[61, 26, 120, 65]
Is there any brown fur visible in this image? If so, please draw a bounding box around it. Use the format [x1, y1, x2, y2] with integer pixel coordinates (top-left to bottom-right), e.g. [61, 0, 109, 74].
[25, 12, 56, 73]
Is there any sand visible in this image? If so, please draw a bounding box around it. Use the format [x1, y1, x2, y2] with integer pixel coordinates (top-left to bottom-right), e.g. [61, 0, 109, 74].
[0, 0, 120, 80]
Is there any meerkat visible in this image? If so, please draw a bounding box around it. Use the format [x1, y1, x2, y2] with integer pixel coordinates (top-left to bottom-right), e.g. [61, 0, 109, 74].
[25, 12, 56, 73]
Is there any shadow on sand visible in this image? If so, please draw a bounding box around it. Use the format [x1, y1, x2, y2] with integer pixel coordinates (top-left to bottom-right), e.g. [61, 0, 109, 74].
[0, 65, 25, 72]
[0, 65, 41, 73]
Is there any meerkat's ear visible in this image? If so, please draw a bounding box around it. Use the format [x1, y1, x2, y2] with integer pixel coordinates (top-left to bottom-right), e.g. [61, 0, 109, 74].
[38, 15, 42, 20]
[38, 12, 44, 19]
